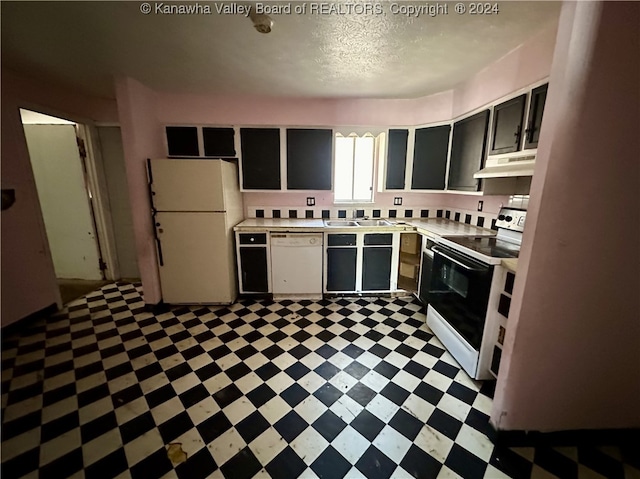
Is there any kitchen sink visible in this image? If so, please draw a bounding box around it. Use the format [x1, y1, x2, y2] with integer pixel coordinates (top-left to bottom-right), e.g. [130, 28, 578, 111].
[356, 219, 392, 227]
[324, 220, 359, 227]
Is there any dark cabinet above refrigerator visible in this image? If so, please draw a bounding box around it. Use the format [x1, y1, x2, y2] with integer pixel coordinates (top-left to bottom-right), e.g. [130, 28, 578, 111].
[165, 126, 236, 158]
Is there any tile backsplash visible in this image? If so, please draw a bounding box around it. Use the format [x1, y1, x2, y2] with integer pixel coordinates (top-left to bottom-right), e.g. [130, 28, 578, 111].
[247, 205, 499, 229]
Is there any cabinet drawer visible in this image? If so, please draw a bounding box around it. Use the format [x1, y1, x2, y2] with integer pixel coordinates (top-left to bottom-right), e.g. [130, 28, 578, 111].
[328, 234, 357, 246]
[238, 233, 267, 245]
[364, 233, 393, 246]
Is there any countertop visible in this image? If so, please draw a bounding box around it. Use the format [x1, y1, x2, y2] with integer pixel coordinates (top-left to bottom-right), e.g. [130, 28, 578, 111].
[234, 217, 496, 237]
[406, 218, 496, 238]
[501, 258, 518, 272]
[235, 218, 326, 229]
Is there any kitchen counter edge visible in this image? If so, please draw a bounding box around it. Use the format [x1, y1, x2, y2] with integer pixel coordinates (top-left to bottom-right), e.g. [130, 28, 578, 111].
[233, 218, 496, 237]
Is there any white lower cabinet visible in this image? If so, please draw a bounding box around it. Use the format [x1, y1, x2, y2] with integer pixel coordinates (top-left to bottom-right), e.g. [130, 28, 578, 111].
[324, 231, 400, 294]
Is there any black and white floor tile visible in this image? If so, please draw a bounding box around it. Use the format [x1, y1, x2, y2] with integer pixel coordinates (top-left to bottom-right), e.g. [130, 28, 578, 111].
[1, 282, 638, 479]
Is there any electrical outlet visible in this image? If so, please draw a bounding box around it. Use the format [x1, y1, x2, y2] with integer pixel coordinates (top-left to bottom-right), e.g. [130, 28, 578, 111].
[478, 200, 483, 212]
[306, 197, 315, 206]
[394, 197, 403, 206]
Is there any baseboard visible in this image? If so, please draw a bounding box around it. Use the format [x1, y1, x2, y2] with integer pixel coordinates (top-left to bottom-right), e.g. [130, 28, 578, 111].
[1, 302, 58, 334]
[238, 293, 273, 301]
[145, 301, 170, 314]
[492, 426, 640, 447]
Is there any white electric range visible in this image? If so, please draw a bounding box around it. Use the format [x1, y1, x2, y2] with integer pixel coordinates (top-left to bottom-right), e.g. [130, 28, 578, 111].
[426, 208, 526, 379]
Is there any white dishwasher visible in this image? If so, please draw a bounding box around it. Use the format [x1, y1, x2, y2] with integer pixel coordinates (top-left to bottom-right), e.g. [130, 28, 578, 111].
[270, 233, 323, 300]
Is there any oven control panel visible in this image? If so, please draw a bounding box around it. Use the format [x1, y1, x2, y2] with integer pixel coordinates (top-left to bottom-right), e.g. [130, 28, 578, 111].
[496, 208, 527, 232]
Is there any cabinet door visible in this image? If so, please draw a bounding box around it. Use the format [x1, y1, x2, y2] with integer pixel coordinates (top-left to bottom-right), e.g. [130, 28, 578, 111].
[448, 110, 490, 191]
[411, 125, 450, 190]
[385, 129, 408, 189]
[203, 127, 236, 157]
[240, 128, 281, 189]
[490, 95, 526, 155]
[524, 84, 548, 149]
[362, 247, 392, 291]
[286, 129, 332, 190]
[326, 248, 357, 291]
[156, 212, 230, 303]
[239, 247, 269, 292]
[166, 126, 199, 157]
[418, 251, 433, 305]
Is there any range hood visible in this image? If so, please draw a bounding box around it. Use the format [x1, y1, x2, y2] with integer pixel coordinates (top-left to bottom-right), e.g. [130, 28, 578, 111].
[474, 152, 536, 178]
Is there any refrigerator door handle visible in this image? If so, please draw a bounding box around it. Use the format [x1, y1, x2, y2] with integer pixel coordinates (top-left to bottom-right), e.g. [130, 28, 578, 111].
[151, 210, 164, 267]
[156, 237, 164, 266]
[147, 158, 157, 214]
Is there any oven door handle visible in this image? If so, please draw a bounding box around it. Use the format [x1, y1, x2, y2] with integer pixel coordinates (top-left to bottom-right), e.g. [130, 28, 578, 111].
[434, 247, 486, 271]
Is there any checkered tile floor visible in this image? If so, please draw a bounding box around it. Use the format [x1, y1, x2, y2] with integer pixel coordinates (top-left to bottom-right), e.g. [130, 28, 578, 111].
[2, 282, 638, 479]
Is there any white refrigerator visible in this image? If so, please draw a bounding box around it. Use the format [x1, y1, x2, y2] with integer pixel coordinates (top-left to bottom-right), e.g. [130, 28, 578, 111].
[148, 159, 244, 304]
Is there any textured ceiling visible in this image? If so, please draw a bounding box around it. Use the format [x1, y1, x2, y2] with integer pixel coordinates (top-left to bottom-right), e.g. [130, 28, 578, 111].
[1, 1, 561, 99]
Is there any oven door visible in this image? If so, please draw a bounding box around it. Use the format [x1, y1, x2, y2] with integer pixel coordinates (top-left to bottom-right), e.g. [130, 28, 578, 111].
[429, 246, 493, 350]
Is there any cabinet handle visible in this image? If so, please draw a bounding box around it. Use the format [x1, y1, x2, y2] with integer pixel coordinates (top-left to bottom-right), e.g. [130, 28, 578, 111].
[525, 126, 536, 143]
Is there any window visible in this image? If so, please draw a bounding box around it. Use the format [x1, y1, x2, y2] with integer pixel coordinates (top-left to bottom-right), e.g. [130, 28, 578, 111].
[334, 133, 377, 202]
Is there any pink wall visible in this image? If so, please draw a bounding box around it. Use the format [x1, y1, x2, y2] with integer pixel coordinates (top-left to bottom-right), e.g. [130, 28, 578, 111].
[1, 76, 60, 325]
[243, 191, 508, 215]
[1, 69, 119, 326]
[155, 90, 453, 127]
[452, 20, 558, 117]
[491, 1, 640, 431]
[2, 69, 118, 123]
[115, 77, 165, 305]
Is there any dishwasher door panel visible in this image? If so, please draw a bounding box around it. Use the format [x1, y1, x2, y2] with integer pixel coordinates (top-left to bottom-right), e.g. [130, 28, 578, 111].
[271, 234, 323, 296]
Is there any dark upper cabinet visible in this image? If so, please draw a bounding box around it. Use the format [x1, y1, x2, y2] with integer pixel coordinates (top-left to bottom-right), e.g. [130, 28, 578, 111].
[286, 129, 332, 190]
[203, 127, 236, 157]
[524, 83, 548, 149]
[385, 129, 408, 189]
[165, 126, 236, 158]
[240, 128, 281, 190]
[166, 126, 199, 157]
[490, 95, 526, 155]
[411, 125, 451, 190]
[448, 110, 490, 191]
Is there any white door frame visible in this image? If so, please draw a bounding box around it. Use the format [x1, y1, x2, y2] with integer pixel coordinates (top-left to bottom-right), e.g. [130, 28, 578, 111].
[20, 103, 122, 282]
[76, 123, 120, 281]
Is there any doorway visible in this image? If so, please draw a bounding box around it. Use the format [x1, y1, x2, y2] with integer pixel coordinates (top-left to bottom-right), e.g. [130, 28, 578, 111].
[21, 109, 108, 303]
